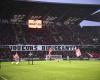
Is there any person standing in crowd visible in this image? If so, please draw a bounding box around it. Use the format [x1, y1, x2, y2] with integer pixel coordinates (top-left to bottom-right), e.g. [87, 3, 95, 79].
[28, 52, 34, 65]
[12, 52, 20, 64]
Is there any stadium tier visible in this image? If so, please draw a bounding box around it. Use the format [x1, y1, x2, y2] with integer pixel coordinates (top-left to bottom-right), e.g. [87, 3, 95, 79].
[0, 1, 100, 60]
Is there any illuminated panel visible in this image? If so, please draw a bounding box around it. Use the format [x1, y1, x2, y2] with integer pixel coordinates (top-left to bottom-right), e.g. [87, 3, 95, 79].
[28, 20, 42, 28]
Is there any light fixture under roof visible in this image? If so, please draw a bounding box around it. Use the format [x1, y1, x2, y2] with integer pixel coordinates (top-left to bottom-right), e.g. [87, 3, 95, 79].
[80, 20, 100, 28]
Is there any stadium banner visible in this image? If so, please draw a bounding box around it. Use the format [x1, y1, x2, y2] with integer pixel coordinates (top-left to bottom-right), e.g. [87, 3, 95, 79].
[6, 45, 77, 51]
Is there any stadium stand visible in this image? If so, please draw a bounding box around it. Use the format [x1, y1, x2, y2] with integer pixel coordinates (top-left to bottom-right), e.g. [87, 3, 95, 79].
[0, 1, 100, 61]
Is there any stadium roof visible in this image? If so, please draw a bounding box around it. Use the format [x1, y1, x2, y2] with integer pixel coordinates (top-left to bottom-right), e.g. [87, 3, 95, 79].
[0, 1, 100, 26]
[17, 0, 100, 5]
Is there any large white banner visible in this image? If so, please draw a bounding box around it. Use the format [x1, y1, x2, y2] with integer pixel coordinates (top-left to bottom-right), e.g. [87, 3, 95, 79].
[8, 45, 77, 51]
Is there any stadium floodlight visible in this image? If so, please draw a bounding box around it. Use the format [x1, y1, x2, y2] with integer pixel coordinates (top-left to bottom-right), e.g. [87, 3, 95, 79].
[10, 14, 26, 24]
[30, 16, 42, 19]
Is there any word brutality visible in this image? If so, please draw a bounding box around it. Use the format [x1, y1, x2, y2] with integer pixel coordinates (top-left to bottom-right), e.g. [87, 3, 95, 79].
[9, 45, 77, 51]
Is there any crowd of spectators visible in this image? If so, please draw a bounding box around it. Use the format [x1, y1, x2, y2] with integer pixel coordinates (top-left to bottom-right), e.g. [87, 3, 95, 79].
[0, 24, 100, 45]
[0, 24, 100, 60]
